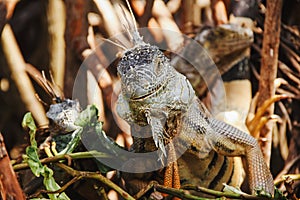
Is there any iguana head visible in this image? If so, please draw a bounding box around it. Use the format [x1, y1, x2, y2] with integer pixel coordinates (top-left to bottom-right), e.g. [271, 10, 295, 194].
[117, 44, 172, 100]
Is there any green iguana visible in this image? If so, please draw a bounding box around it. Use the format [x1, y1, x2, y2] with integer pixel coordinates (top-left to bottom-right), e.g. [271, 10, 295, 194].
[115, 2, 274, 196]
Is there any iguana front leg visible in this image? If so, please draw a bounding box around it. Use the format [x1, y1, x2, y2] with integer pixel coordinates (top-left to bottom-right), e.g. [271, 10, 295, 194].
[208, 118, 274, 196]
[145, 109, 167, 159]
[180, 98, 274, 196]
[117, 94, 168, 160]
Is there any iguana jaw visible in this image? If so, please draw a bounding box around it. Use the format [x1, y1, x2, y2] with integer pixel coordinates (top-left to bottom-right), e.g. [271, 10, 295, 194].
[130, 79, 167, 101]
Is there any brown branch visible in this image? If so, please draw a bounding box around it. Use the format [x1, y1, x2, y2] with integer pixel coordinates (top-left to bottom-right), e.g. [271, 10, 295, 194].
[1, 24, 49, 127]
[94, 0, 130, 47]
[151, 0, 183, 51]
[283, 176, 299, 200]
[274, 173, 300, 187]
[166, 0, 182, 14]
[64, 0, 90, 98]
[29, 176, 82, 198]
[211, 0, 228, 25]
[3, 0, 17, 19]
[139, 0, 154, 27]
[181, 0, 194, 33]
[65, 0, 89, 60]
[0, 133, 25, 200]
[246, 94, 289, 135]
[274, 155, 300, 184]
[251, 115, 280, 139]
[47, 0, 66, 89]
[0, 1, 6, 33]
[134, 181, 158, 199]
[56, 163, 135, 200]
[256, 0, 283, 165]
[280, 44, 300, 75]
[278, 61, 300, 87]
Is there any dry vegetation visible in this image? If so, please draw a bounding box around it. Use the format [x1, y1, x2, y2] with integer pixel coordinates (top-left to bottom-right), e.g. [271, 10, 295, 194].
[0, 0, 299, 199]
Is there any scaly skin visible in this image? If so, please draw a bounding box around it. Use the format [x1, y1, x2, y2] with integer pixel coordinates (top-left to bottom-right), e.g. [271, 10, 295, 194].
[172, 24, 254, 97]
[117, 41, 274, 195]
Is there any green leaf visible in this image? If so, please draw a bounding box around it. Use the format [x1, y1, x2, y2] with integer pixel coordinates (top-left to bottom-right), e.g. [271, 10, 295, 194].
[53, 105, 100, 155]
[222, 184, 247, 195]
[22, 113, 42, 176]
[52, 134, 74, 153]
[255, 187, 272, 198]
[75, 105, 98, 127]
[75, 105, 120, 173]
[95, 125, 123, 156]
[22, 113, 70, 200]
[274, 187, 287, 200]
[42, 167, 70, 200]
[22, 112, 37, 147]
[57, 128, 83, 155]
[26, 146, 40, 162]
[22, 112, 37, 132]
[26, 146, 44, 177]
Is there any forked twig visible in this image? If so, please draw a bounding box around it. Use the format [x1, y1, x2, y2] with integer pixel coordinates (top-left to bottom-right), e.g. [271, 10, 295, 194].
[29, 176, 82, 198]
[56, 163, 135, 200]
[246, 94, 289, 135]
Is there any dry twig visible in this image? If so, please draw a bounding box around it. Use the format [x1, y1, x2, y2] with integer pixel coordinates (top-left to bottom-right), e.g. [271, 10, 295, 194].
[56, 163, 135, 200]
[1, 24, 48, 127]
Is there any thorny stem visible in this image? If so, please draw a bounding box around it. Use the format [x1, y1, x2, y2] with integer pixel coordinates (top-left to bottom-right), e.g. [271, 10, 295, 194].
[13, 150, 110, 171]
[56, 163, 135, 200]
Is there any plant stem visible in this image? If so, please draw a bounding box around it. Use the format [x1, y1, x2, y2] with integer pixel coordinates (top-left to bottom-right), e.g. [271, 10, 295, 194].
[274, 174, 300, 186]
[56, 163, 135, 200]
[29, 176, 82, 198]
[155, 185, 214, 200]
[13, 150, 110, 171]
[182, 185, 272, 200]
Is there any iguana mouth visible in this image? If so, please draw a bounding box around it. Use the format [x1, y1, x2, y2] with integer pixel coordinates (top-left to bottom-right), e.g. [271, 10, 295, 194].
[130, 81, 167, 101]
